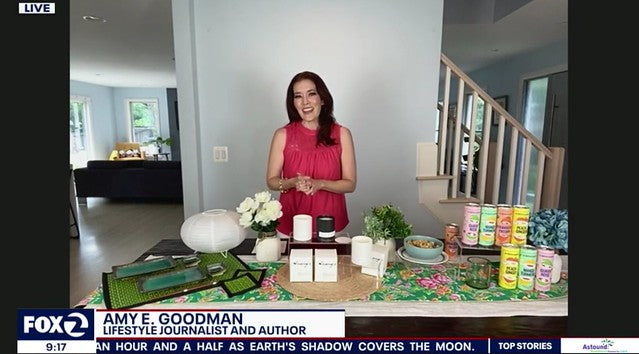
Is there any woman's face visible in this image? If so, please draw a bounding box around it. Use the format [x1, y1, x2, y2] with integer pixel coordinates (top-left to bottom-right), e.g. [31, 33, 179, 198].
[293, 79, 323, 124]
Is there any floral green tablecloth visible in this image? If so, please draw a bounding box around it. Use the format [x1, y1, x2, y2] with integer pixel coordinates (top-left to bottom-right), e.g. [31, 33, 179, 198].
[77, 261, 567, 307]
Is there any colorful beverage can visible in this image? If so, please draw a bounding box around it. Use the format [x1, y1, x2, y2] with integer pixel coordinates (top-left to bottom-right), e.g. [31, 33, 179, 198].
[495, 204, 513, 246]
[479, 204, 497, 246]
[461, 203, 480, 246]
[498, 243, 520, 289]
[517, 245, 537, 290]
[535, 246, 554, 292]
[444, 223, 460, 259]
[510, 205, 530, 246]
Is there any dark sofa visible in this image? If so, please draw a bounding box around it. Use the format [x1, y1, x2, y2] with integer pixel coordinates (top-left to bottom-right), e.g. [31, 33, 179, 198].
[73, 160, 183, 203]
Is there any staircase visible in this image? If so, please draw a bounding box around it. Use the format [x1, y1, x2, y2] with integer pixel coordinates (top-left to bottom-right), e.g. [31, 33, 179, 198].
[417, 54, 565, 226]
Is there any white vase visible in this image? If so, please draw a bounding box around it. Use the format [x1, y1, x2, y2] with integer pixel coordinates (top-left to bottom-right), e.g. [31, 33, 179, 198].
[255, 232, 281, 262]
[374, 238, 396, 262]
[551, 253, 562, 283]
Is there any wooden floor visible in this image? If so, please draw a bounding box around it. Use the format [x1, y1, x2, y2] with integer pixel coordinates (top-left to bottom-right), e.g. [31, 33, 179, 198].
[69, 198, 185, 306]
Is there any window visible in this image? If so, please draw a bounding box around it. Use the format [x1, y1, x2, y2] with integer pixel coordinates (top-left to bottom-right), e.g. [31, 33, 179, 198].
[461, 94, 485, 170]
[127, 99, 160, 144]
[70, 96, 92, 168]
[464, 93, 485, 140]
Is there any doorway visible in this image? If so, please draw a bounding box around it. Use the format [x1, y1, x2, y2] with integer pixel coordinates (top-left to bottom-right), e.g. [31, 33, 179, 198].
[518, 70, 568, 209]
[542, 71, 568, 209]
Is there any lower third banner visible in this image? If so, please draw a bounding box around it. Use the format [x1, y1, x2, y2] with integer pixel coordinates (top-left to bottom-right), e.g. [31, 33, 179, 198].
[96, 339, 492, 353]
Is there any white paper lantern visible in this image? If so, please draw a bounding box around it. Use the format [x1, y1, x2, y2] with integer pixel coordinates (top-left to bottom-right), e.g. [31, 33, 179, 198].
[180, 209, 246, 253]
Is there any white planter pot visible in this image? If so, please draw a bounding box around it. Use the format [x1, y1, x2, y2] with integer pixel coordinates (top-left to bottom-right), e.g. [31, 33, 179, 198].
[374, 238, 396, 262]
[255, 233, 281, 262]
[551, 253, 562, 283]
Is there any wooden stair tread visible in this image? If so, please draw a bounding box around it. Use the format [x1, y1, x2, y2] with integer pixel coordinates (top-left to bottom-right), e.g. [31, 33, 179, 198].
[439, 197, 480, 204]
[416, 175, 454, 180]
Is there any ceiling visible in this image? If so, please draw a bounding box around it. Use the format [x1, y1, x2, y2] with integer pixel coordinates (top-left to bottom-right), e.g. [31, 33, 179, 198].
[70, 0, 176, 88]
[70, 0, 567, 88]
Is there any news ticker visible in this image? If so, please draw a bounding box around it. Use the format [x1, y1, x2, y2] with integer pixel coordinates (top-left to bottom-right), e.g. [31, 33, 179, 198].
[17, 309, 638, 353]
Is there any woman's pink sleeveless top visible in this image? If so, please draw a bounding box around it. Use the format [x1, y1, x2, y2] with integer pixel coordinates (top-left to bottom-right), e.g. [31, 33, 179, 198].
[276, 121, 348, 236]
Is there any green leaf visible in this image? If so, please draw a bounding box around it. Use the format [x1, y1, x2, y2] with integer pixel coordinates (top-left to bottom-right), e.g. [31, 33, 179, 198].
[362, 204, 412, 242]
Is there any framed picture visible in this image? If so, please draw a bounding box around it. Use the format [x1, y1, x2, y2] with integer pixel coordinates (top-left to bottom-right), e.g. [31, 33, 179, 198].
[492, 95, 508, 126]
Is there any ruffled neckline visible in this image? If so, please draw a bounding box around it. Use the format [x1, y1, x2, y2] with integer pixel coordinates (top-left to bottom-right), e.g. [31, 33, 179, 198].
[296, 121, 319, 136]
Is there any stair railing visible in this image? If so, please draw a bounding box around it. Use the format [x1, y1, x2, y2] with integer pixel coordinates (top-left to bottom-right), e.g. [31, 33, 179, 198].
[436, 54, 560, 211]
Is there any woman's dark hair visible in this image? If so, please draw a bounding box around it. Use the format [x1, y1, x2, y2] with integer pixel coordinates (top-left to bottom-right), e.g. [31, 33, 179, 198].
[286, 71, 336, 146]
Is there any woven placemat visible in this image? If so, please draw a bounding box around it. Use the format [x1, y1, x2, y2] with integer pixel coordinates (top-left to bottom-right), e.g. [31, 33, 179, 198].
[276, 255, 379, 301]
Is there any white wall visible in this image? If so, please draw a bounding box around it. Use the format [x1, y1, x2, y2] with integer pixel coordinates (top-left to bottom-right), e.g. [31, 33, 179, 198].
[468, 40, 568, 120]
[173, 0, 444, 237]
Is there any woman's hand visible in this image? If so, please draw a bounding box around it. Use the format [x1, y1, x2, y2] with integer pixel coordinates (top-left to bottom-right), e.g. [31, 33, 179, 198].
[295, 174, 324, 195]
[294, 174, 312, 194]
[305, 179, 325, 195]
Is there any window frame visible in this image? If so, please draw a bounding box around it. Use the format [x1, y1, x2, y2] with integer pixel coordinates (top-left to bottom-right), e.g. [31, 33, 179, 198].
[125, 98, 161, 143]
[70, 95, 93, 168]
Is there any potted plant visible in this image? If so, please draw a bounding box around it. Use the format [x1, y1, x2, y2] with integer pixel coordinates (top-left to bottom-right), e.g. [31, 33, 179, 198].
[152, 137, 173, 153]
[363, 204, 413, 262]
[236, 190, 283, 262]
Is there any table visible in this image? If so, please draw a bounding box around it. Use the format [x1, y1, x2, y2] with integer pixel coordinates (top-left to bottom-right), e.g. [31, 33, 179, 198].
[80, 238, 568, 337]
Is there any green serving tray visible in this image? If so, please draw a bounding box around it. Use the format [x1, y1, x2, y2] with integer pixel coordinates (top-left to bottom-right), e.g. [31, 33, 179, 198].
[112, 256, 177, 279]
[138, 267, 207, 293]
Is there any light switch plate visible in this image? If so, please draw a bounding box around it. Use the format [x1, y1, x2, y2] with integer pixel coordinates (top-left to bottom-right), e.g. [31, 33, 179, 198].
[213, 146, 228, 162]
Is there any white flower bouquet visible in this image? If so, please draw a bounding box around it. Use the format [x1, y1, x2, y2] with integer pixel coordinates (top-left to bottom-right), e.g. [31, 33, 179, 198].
[236, 190, 283, 236]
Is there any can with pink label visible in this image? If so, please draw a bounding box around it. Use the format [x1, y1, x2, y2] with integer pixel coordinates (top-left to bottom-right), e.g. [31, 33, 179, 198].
[444, 223, 460, 260]
[461, 203, 481, 246]
[534, 246, 554, 292]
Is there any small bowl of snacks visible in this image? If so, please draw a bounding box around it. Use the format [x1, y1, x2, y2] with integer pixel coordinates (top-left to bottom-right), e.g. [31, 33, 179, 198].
[403, 235, 444, 260]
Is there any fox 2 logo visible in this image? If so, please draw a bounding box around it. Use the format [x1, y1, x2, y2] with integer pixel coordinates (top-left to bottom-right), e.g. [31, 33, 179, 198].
[18, 309, 94, 340]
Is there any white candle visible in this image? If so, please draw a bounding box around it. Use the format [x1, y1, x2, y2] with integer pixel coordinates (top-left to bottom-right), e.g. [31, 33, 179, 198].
[293, 214, 312, 241]
[351, 235, 373, 266]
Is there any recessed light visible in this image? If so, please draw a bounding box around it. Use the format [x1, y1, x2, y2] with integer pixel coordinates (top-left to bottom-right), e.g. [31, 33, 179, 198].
[83, 15, 107, 23]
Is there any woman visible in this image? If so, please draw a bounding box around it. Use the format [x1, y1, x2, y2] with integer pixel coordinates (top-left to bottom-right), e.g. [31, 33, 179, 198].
[266, 71, 357, 238]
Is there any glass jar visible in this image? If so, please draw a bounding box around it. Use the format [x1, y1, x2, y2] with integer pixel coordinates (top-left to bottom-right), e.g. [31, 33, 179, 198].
[465, 256, 492, 289]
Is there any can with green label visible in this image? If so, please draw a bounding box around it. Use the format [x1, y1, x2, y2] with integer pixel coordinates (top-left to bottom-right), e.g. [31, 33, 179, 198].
[517, 245, 537, 290]
[479, 204, 497, 246]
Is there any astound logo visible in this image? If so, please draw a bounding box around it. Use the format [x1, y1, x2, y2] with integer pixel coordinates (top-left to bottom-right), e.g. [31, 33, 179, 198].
[18, 309, 94, 340]
[582, 338, 615, 351]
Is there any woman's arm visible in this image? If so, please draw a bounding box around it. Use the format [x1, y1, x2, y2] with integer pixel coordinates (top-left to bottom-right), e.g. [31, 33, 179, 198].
[304, 126, 357, 195]
[266, 128, 288, 191]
